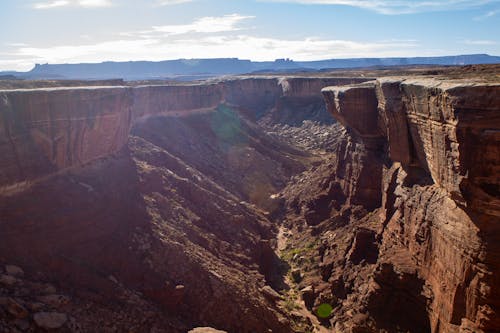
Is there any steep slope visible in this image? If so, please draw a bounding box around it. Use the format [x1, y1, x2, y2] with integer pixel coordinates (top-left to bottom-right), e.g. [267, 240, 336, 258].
[0, 110, 298, 332]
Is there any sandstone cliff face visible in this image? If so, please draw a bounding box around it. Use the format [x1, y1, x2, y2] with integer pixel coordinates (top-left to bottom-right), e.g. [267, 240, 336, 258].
[0, 77, 365, 193]
[259, 78, 371, 128]
[279, 78, 370, 98]
[0, 83, 257, 192]
[222, 78, 283, 117]
[132, 84, 223, 119]
[0, 87, 132, 191]
[312, 79, 500, 332]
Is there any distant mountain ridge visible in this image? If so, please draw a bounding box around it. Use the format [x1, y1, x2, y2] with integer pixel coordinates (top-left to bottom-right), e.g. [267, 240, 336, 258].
[4, 54, 500, 80]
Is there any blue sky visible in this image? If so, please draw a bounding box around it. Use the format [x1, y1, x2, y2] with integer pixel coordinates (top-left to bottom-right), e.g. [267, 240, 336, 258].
[1, 0, 499, 71]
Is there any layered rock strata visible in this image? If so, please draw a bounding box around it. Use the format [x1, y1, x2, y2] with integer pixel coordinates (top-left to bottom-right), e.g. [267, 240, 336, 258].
[0, 77, 368, 193]
[305, 78, 500, 332]
[0, 87, 132, 191]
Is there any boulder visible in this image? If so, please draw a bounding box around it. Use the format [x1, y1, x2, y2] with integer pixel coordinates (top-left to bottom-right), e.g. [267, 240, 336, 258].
[6, 298, 28, 319]
[33, 312, 67, 329]
[300, 286, 316, 309]
[188, 327, 228, 333]
[261, 285, 281, 301]
[0, 274, 16, 286]
[5, 265, 24, 277]
[37, 294, 70, 308]
[291, 269, 302, 283]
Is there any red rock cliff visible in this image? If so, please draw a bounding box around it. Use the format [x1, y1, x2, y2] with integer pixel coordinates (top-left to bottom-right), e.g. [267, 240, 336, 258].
[319, 79, 500, 332]
[0, 77, 366, 192]
[0, 87, 133, 192]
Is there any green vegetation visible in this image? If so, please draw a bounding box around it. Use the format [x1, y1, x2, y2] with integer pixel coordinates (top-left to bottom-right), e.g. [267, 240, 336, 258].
[281, 289, 301, 312]
[306, 240, 318, 249]
[316, 303, 333, 319]
[278, 238, 325, 332]
[280, 240, 318, 262]
[280, 247, 303, 262]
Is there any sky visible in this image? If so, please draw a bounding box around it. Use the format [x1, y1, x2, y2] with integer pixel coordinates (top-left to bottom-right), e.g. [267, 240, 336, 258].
[0, 0, 499, 71]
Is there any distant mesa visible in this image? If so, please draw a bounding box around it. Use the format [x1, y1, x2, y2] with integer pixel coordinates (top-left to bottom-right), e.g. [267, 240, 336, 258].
[1, 54, 499, 81]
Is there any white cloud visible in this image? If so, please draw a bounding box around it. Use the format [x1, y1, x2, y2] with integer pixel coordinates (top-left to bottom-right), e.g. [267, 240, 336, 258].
[16, 39, 159, 63]
[2, 32, 420, 71]
[4, 43, 29, 47]
[462, 39, 498, 45]
[33, 0, 70, 9]
[155, 0, 194, 5]
[78, 0, 112, 7]
[33, 0, 112, 9]
[17, 9, 499, 72]
[174, 35, 420, 60]
[473, 9, 499, 20]
[261, 0, 497, 15]
[152, 14, 255, 35]
[0, 59, 38, 71]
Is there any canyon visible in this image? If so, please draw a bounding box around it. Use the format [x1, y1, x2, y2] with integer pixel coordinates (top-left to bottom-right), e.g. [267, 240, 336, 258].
[0, 66, 498, 332]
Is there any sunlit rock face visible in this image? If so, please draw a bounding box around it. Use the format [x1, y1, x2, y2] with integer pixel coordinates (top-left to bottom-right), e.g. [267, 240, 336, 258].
[318, 79, 500, 332]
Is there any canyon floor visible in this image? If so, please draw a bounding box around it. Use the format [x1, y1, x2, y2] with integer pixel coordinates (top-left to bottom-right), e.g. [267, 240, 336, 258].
[0, 65, 499, 332]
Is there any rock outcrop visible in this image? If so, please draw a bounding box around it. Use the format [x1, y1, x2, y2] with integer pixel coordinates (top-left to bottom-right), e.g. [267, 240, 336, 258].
[33, 312, 68, 329]
[188, 327, 228, 333]
[282, 78, 499, 332]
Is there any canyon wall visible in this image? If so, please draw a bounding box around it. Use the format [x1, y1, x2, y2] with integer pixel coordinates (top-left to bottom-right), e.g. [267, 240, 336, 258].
[318, 79, 499, 332]
[1, 75, 497, 332]
[0, 77, 367, 193]
[0, 87, 132, 191]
